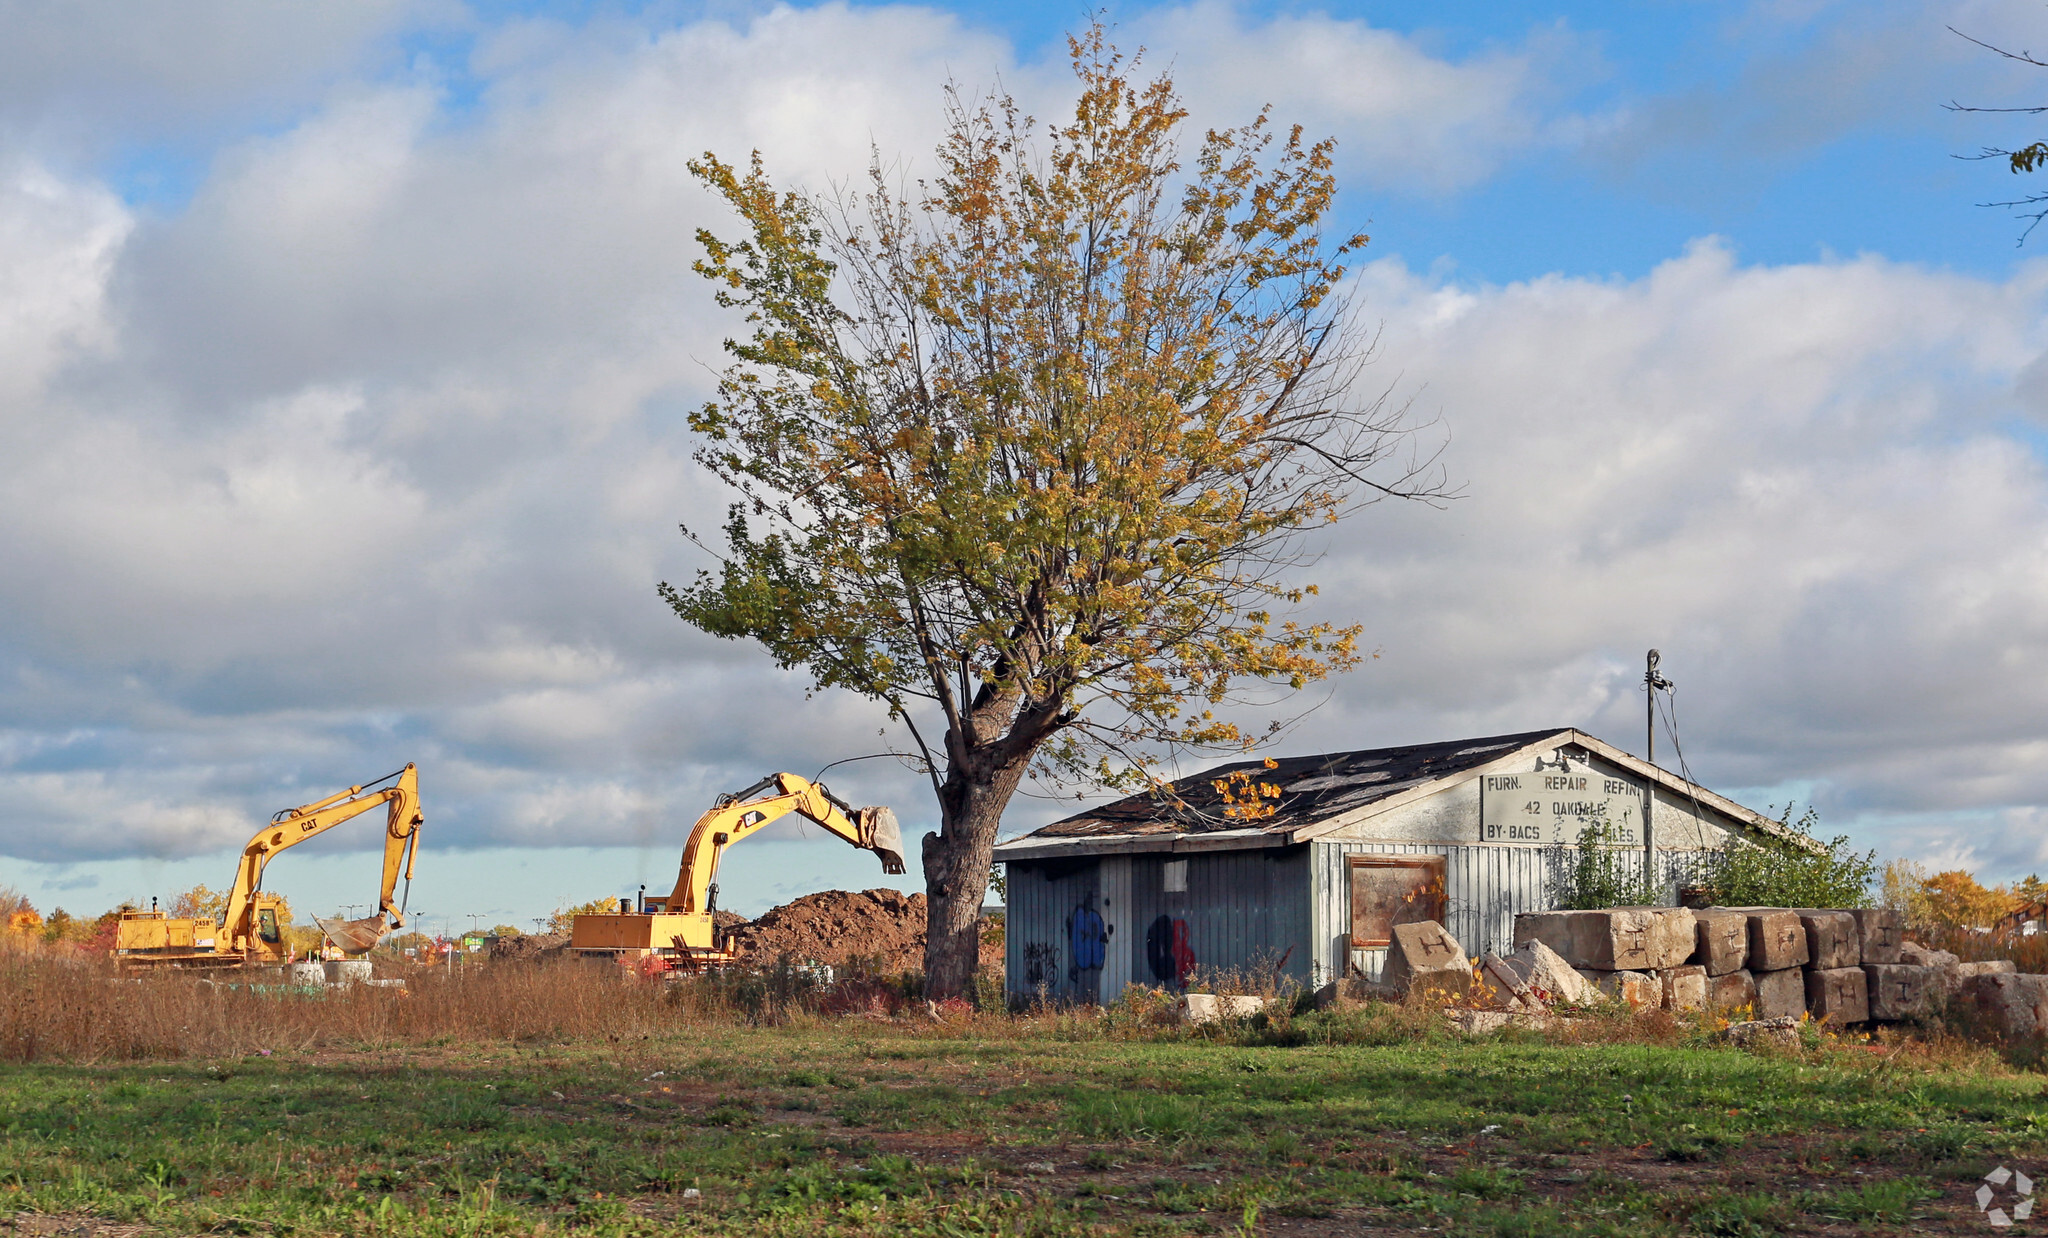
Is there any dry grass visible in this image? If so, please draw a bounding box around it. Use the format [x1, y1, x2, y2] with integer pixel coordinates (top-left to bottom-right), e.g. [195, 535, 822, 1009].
[0, 948, 1053, 1064]
[0, 953, 753, 1064]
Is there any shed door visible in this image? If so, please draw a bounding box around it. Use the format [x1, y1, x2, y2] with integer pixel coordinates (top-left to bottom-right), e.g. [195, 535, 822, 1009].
[1346, 856, 1445, 950]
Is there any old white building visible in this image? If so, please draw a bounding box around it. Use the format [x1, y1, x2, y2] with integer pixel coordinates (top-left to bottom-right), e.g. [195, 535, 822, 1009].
[993, 727, 1801, 1005]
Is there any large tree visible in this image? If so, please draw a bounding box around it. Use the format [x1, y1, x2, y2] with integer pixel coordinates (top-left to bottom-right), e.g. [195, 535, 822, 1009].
[665, 26, 1447, 997]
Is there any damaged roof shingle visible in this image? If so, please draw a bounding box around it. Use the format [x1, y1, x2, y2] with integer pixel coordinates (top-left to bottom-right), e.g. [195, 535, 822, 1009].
[1025, 728, 1572, 839]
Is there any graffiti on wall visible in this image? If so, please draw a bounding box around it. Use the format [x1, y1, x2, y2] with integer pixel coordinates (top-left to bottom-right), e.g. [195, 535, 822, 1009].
[1068, 901, 1107, 982]
[1021, 942, 1058, 989]
[1145, 914, 1196, 988]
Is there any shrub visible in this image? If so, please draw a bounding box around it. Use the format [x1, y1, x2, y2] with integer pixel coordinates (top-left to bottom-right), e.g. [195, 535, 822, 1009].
[1547, 818, 1657, 909]
[1694, 805, 1876, 908]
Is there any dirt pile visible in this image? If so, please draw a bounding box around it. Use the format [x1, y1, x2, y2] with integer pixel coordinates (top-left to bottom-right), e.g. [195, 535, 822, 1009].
[725, 889, 1001, 973]
[487, 931, 567, 961]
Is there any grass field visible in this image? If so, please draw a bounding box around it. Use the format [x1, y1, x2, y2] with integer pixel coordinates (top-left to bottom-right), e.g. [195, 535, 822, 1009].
[5, 974, 2048, 1237]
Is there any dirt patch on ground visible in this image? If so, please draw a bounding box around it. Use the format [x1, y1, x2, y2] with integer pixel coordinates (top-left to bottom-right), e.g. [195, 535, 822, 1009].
[724, 889, 1001, 973]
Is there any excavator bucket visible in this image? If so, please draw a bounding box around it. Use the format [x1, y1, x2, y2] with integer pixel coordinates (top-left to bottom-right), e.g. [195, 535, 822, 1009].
[314, 912, 391, 956]
[856, 807, 907, 874]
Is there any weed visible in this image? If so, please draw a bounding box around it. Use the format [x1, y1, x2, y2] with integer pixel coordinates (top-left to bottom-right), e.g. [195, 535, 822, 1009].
[1820, 1176, 1938, 1222]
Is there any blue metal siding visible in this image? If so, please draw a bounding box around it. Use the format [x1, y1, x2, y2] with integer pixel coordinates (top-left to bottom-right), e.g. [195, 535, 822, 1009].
[1005, 847, 1311, 1003]
[1003, 857, 1101, 1004]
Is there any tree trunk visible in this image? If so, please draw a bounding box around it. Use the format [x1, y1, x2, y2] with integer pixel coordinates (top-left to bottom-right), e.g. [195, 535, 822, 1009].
[921, 759, 1027, 1000]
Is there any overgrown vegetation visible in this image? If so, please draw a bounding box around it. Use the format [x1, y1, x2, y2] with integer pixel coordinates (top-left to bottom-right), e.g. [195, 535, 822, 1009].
[1693, 805, 1878, 908]
[1547, 807, 1879, 911]
[1547, 818, 1658, 909]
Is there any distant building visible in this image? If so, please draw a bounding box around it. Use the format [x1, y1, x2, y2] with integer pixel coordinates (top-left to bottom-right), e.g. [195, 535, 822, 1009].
[992, 727, 1801, 1005]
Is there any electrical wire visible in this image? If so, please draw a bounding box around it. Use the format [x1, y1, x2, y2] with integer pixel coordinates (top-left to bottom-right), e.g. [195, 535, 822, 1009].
[1653, 683, 1713, 851]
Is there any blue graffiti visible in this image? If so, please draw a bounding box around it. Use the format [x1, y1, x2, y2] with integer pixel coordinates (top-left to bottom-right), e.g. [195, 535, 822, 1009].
[1068, 903, 1106, 979]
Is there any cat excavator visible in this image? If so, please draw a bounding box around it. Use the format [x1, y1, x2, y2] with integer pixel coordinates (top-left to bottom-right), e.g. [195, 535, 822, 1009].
[571, 771, 903, 967]
[113, 764, 424, 970]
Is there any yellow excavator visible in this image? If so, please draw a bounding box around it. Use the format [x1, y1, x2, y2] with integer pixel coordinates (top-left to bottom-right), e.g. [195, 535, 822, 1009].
[114, 764, 424, 970]
[571, 772, 903, 967]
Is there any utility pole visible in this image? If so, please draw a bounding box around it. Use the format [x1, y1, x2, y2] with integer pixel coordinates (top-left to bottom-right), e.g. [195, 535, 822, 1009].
[1644, 650, 1674, 900]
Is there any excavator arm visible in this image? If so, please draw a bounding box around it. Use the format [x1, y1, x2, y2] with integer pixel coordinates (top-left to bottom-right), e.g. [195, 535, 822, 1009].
[656, 773, 903, 917]
[218, 763, 424, 956]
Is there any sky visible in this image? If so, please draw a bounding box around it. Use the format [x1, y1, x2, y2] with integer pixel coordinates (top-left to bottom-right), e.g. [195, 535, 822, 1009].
[6, 0, 2048, 931]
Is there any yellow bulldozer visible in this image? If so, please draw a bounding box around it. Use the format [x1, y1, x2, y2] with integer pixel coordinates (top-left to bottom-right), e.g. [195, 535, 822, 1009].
[571, 771, 902, 968]
[114, 764, 424, 970]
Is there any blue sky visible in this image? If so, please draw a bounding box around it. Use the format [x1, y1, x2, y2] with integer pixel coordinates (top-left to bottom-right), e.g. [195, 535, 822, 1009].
[8, 0, 2048, 927]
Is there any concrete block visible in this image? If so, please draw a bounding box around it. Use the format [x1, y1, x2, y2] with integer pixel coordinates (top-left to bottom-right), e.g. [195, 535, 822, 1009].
[1498, 939, 1594, 1007]
[1863, 964, 1936, 1021]
[322, 960, 372, 985]
[1479, 952, 1540, 1010]
[1804, 967, 1869, 1024]
[1955, 973, 2048, 1039]
[1692, 909, 1750, 976]
[1899, 940, 1959, 970]
[1796, 911, 1860, 970]
[1708, 968, 1757, 1014]
[1743, 910, 1809, 971]
[1850, 908, 1903, 965]
[1661, 964, 1708, 1011]
[1754, 967, 1806, 1020]
[1513, 910, 1592, 965]
[1644, 907, 1699, 969]
[1957, 960, 2017, 979]
[1182, 994, 1266, 1024]
[1515, 908, 1655, 971]
[1577, 969, 1660, 1009]
[1724, 1016, 1800, 1049]
[1382, 920, 1471, 1002]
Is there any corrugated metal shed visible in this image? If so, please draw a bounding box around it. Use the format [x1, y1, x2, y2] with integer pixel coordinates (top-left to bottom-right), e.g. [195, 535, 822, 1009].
[996, 727, 1799, 1003]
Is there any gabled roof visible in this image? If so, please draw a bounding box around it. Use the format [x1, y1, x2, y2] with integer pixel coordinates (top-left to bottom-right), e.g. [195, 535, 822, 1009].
[993, 727, 1808, 861]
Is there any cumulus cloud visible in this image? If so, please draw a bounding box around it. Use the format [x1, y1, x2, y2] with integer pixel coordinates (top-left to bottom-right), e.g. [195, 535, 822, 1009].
[1257, 240, 2048, 876]
[1125, 1, 1600, 193]
[4, 0, 2047, 903]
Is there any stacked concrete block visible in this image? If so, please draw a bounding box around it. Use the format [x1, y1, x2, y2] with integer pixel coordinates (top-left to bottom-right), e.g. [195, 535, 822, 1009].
[1662, 964, 1709, 1011]
[1754, 966, 1806, 1020]
[1740, 909, 1810, 971]
[1850, 908, 1903, 964]
[1515, 908, 1701, 1009]
[1573, 969, 1659, 1009]
[1796, 911, 1860, 970]
[1708, 969, 1758, 1013]
[1692, 909, 1749, 976]
[1637, 907, 1699, 970]
[1864, 964, 1936, 1021]
[1515, 909, 1655, 972]
[1805, 967, 1870, 1024]
[1382, 920, 1471, 1003]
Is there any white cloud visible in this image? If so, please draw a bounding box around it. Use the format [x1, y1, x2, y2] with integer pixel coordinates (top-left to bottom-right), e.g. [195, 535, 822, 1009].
[1263, 241, 2048, 876]
[1128, 1, 1599, 193]
[7, 0, 2048, 908]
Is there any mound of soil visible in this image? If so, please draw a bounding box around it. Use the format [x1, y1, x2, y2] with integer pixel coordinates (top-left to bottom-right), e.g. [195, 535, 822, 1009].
[487, 931, 568, 961]
[724, 889, 1001, 973]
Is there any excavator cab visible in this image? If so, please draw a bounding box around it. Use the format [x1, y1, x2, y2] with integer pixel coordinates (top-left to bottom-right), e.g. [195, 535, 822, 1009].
[257, 906, 281, 946]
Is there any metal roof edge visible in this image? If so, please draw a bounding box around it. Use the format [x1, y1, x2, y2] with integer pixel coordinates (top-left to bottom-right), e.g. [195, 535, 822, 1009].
[1284, 730, 1580, 843]
[1563, 730, 1821, 854]
[993, 828, 1291, 862]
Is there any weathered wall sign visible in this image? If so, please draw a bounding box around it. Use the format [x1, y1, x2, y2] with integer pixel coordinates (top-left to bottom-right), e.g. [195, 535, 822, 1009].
[1479, 761, 1642, 845]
